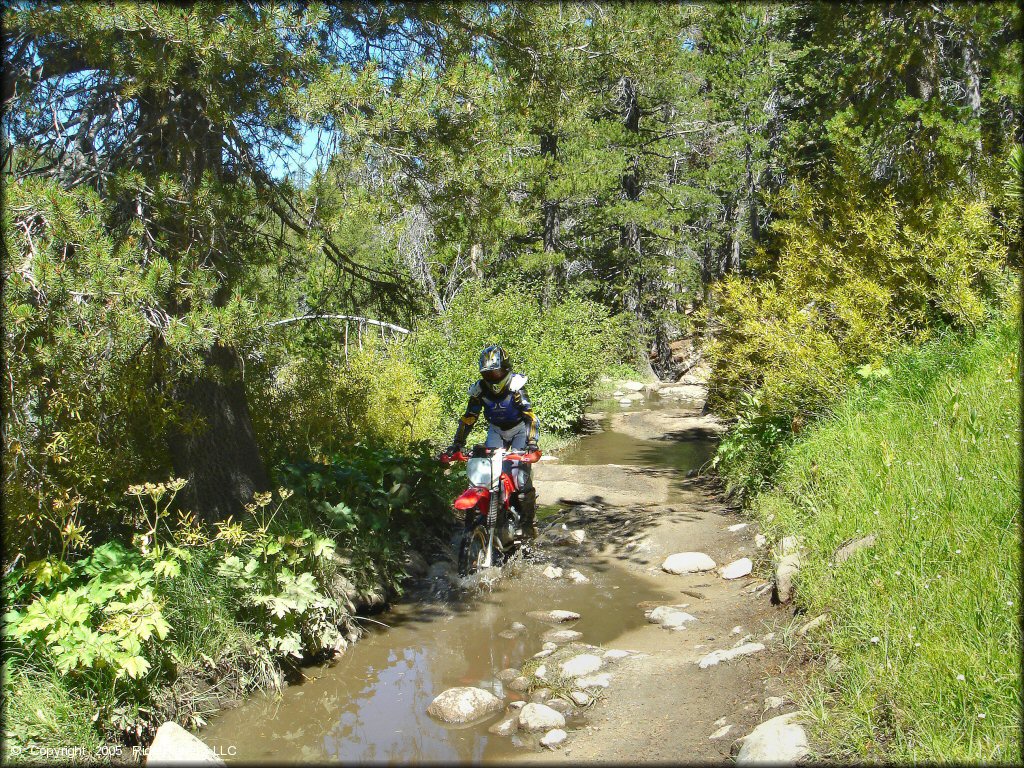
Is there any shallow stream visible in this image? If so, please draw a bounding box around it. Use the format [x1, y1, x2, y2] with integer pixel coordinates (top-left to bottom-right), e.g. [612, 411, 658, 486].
[200, 398, 714, 763]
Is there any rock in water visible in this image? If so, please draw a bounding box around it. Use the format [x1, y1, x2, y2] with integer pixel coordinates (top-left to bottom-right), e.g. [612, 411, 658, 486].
[560, 654, 603, 677]
[146, 722, 225, 766]
[647, 605, 698, 629]
[540, 728, 568, 749]
[528, 610, 581, 623]
[541, 565, 564, 579]
[623, 381, 646, 392]
[697, 643, 766, 669]
[733, 712, 809, 764]
[496, 668, 520, 683]
[565, 568, 590, 584]
[488, 714, 520, 736]
[542, 628, 583, 644]
[720, 557, 753, 580]
[662, 552, 717, 574]
[508, 676, 531, 692]
[518, 703, 566, 732]
[427, 687, 504, 724]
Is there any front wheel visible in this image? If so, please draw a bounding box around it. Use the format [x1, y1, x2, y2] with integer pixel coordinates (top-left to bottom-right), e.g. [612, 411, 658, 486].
[458, 524, 490, 576]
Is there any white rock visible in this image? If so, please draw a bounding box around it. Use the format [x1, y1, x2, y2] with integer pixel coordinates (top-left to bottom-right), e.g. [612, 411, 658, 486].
[147, 722, 225, 766]
[540, 728, 568, 749]
[508, 676, 531, 692]
[728, 523, 748, 532]
[709, 724, 733, 740]
[507, 700, 526, 711]
[534, 664, 547, 679]
[775, 553, 801, 603]
[755, 534, 767, 549]
[570, 691, 591, 706]
[647, 605, 698, 629]
[542, 642, 558, 651]
[518, 703, 566, 732]
[542, 629, 583, 644]
[626, 392, 645, 401]
[533, 649, 554, 659]
[720, 557, 753, 580]
[662, 552, 717, 574]
[612, 390, 625, 397]
[603, 649, 631, 661]
[575, 672, 612, 688]
[764, 696, 786, 710]
[542, 565, 564, 579]
[426, 687, 504, 724]
[734, 712, 809, 764]
[697, 643, 766, 669]
[565, 568, 590, 584]
[731, 626, 743, 635]
[779, 536, 804, 557]
[714, 716, 728, 727]
[618, 398, 633, 406]
[560, 654, 603, 677]
[623, 381, 646, 392]
[488, 713, 520, 736]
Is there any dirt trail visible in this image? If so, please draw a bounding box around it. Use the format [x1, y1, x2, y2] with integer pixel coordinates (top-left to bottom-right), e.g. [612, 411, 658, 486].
[512, 401, 797, 762]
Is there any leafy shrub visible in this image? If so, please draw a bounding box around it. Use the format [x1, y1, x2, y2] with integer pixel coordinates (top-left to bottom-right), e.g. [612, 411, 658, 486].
[408, 283, 633, 437]
[250, 336, 443, 466]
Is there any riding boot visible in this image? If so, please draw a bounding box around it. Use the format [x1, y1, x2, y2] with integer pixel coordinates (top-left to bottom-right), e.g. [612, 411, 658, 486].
[519, 487, 537, 540]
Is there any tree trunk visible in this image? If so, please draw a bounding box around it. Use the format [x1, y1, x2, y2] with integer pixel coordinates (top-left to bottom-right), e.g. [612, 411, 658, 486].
[962, 36, 984, 162]
[168, 344, 269, 523]
[540, 130, 559, 307]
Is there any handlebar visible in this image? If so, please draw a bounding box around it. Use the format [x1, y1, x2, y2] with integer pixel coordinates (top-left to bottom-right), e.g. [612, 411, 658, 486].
[438, 449, 542, 465]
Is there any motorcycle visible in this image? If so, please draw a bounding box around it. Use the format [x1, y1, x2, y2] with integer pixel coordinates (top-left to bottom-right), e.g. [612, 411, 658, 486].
[439, 444, 542, 576]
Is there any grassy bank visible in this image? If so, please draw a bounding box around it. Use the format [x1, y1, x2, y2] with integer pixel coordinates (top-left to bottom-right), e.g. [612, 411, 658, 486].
[750, 306, 1020, 761]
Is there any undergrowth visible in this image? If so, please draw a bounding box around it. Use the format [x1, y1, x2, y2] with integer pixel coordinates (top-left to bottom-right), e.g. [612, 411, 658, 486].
[752, 302, 1020, 762]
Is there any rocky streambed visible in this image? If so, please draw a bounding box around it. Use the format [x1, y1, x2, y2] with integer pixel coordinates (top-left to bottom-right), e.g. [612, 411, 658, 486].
[191, 386, 813, 765]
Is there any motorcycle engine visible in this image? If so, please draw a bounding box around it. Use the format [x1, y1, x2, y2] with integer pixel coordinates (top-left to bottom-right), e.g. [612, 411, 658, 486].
[500, 507, 520, 546]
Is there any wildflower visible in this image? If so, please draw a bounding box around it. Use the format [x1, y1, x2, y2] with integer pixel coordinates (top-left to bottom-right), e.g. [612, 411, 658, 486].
[955, 549, 961, 554]
[870, 636, 880, 644]
[957, 674, 965, 681]
[977, 713, 986, 720]
[914, 642, 921, 648]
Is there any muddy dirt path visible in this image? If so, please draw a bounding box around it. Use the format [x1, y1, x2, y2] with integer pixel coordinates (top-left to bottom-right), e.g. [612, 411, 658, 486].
[199, 395, 798, 763]
[511, 402, 796, 762]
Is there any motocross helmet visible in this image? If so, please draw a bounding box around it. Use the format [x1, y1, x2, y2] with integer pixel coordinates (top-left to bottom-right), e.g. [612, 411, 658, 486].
[479, 344, 512, 395]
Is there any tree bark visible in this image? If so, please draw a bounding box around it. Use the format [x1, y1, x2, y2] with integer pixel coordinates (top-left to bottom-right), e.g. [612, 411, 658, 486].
[168, 345, 269, 523]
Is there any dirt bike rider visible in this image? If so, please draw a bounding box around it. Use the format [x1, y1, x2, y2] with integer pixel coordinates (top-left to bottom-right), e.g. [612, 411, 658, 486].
[446, 344, 540, 540]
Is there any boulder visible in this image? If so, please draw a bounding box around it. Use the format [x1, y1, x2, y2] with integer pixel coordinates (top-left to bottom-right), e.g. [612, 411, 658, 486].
[534, 664, 548, 679]
[754, 534, 768, 549]
[540, 728, 568, 749]
[833, 534, 878, 564]
[532, 649, 554, 659]
[623, 381, 646, 392]
[541, 565, 565, 579]
[530, 688, 552, 703]
[697, 643, 766, 669]
[496, 668, 520, 684]
[618, 398, 633, 407]
[528, 610, 581, 624]
[662, 552, 717, 574]
[542, 642, 558, 651]
[560, 654, 603, 677]
[774, 553, 801, 604]
[427, 687, 503, 724]
[546, 698, 574, 715]
[733, 712, 809, 764]
[488, 713, 520, 736]
[542, 629, 583, 645]
[647, 605, 698, 629]
[720, 557, 753, 580]
[507, 701, 526, 711]
[146, 722, 225, 766]
[508, 676, 531, 692]
[518, 703, 566, 732]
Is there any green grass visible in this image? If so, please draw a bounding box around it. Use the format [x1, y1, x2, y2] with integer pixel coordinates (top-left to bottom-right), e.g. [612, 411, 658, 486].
[752, 307, 1020, 762]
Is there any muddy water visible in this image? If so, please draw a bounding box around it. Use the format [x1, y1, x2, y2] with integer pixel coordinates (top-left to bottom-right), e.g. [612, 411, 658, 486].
[200, 402, 710, 763]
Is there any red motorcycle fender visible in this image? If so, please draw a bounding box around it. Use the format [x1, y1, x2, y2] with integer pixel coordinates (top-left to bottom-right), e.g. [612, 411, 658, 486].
[454, 487, 490, 510]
